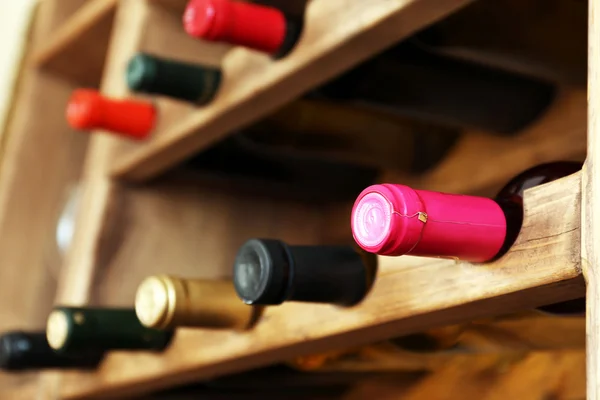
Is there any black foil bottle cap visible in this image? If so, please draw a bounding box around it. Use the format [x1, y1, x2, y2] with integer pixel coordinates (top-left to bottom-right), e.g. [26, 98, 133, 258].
[233, 239, 291, 305]
[0, 332, 22, 370]
[233, 239, 375, 306]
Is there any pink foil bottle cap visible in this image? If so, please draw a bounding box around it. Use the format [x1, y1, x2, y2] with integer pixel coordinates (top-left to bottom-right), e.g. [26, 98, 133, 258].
[352, 184, 426, 256]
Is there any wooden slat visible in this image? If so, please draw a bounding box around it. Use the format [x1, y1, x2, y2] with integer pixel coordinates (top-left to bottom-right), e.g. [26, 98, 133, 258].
[57, 171, 584, 399]
[31, 0, 117, 87]
[110, 0, 475, 182]
[37, 3, 151, 398]
[582, 0, 599, 398]
[53, 0, 152, 307]
[0, 1, 91, 398]
[354, 351, 585, 400]
[0, 67, 87, 331]
[33, 0, 87, 35]
[288, 314, 586, 374]
[0, 381, 41, 400]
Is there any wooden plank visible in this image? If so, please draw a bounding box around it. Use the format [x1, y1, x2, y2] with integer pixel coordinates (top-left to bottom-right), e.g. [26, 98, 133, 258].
[30, 0, 117, 87]
[53, 0, 150, 307]
[37, 2, 150, 399]
[0, 67, 87, 331]
[32, 0, 88, 36]
[0, 1, 90, 398]
[57, 171, 585, 399]
[395, 351, 586, 400]
[343, 351, 586, 400]
[382, 89, 587, 196]
[0, 380, 41, 400]
[582, 0, 600, 399]
[288, 314, 586, 374]
[110, 0, 475, 182]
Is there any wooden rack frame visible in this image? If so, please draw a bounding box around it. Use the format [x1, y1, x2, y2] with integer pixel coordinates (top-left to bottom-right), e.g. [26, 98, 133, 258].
[0, 0, 595, 398]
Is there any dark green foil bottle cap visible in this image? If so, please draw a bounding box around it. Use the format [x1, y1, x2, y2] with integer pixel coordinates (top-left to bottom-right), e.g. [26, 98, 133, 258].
[0, 331, 103, 371]
[47, 307, 174, 355]
[126, 52, 222, 105]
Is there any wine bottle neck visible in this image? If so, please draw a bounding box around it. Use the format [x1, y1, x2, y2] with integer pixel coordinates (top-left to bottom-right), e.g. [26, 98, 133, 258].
[126, 53, 222, 105]
[47, 308, 173, 354]
[0, 331, 102, 371]
[233, 239, 376, 306]
[184, 0, 296, 57]
[352, 184, 507, 262]
[66, 89, 156, 140]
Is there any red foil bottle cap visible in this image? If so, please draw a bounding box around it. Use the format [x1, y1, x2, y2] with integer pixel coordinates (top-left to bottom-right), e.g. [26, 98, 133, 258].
[66, 89, 156, 140]
[183, 0, 287, 55]
[66, 89, 104, 130]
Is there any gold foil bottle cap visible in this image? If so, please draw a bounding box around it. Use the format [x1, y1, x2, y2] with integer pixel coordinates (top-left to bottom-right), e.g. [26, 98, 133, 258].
[135, 275, 178, 330]
[135, 275, 259, 331]
[46, 310, 70, 350]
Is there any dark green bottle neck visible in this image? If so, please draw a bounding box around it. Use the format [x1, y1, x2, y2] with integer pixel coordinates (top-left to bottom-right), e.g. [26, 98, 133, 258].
[313, 41, 556, 135]
[49, 307, 173, 354]
[126, 53, 222, 105]
[0, 331, 102, 371]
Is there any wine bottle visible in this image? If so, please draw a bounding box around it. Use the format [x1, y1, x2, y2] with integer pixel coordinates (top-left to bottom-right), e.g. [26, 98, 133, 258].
[413, 0, 587, 86]
[351, 161, 583, 314]
[46, 307, 173, 354]
[183, 133, 378, 203]
[352, 161, 581, 261]
[126, 52, 459, 174]
[135, 275, 259, 330]
[233, 239, 377, 306]
[183, 0, 303, 58]
[240, 100, 458, 175]
[312, 41, 556, 135]
[127, 53, 221, 105]
[66, 89, 156, 140]
[0, 331, 103, 371]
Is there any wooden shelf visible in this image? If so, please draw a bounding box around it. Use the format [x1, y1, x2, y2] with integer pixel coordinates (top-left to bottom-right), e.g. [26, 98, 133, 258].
[31, 0, 117, 87]
[109, 0, 474, 182]
[53, 171, 584, 399]
[0, 377, 40, 400]
[0, 0, 91, 397]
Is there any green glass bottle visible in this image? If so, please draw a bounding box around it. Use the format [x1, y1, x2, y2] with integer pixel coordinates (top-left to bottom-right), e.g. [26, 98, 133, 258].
[126, 53, 222, 105]
[0, 331, 103, 371]
[46, 307, 173, 355]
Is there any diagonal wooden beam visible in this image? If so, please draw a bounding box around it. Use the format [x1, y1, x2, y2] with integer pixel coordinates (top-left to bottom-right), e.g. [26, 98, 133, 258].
[582, 0, 600, 399]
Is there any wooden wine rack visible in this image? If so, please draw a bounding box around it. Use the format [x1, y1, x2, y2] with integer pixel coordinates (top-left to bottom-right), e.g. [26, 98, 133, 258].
[0, 0, 593, 398]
